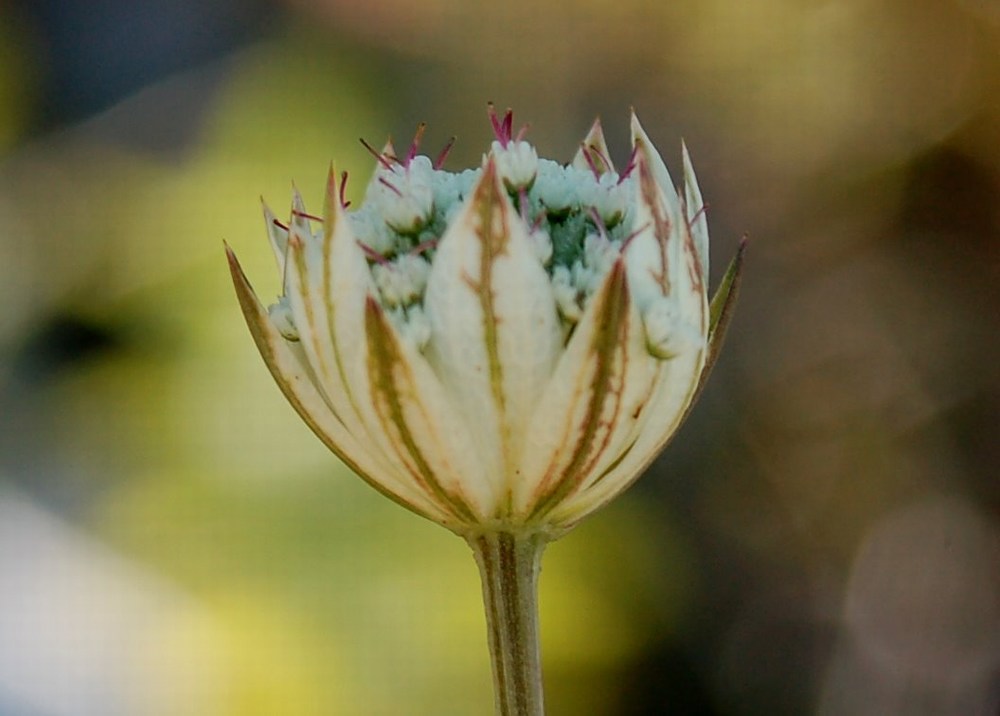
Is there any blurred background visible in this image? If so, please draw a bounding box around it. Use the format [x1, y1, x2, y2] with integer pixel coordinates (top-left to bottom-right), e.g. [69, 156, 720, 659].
[0, 0, 997, 714]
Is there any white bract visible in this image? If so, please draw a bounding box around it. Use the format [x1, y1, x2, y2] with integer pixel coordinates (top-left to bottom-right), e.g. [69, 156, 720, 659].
[227, 109, 741, 537]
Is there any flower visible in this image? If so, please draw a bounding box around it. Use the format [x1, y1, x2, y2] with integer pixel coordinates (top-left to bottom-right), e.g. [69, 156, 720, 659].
[226, 108, 744, 538]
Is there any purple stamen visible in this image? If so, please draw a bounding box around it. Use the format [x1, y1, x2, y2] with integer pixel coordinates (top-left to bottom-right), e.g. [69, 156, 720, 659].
[358, 241, 391, 265]
[688, 202, 709, 225]
[409, 238, 439, 256]
[378, 176, 403, 197]
[588, 207, 608, 240]
[618, 146, 640, 184]
[488, 103, 514, 148]
[405, 122, 426, 166]
[360, 137, 395, 170]
[339, 171, 351, 209]
[580, 144, 602, 180]
[434, 136, 457, 170]
[292, 210, 323, 222]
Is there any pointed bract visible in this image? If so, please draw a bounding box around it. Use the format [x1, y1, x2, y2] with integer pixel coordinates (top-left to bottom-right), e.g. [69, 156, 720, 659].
[571, 118, 616, 176]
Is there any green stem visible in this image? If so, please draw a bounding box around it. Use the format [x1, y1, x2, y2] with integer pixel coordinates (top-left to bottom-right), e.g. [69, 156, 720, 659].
[468, 531, 548, 716]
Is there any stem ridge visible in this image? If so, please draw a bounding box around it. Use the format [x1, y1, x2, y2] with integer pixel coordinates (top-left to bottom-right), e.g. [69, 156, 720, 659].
[469, 531, 547, 716]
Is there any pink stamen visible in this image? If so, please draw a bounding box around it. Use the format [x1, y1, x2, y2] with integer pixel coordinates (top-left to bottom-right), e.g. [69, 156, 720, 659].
[378, 176, 403, 197]
[405, 122, 426, 166]
[515, 189, 545, 232]
[588, 207, 608, 240]
[502, 109, 513, 143]
[689, 202, 709, 225]
[358, 241, 391, 265]
[360, 137, 394, 170]
[580, 144, 602, 180]
[292, 210, 323, 222]
[409, 238, 439, 256]
[487, 103, 514, 148]
[339, 171, 351, 208]
[589, 144, 614, 174]
[514, 122, 530, 142]
[618, 146, 640, 184]
[518, 188, 530, 218]
[433, 136, 456, 170]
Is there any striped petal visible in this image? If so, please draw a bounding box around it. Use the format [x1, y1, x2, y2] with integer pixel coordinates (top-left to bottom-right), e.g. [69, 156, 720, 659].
[548, 200, 709, 528]
[682, 142, 709, 279]
[364, 296, 495, 523]
[423, 158, 562, 509]
[261, 199, 289, 279]
[630, 113, 680, 221]
[225, 244, 449, 523]
[286, 168, 449, 508]
[514, 260, 659, 522]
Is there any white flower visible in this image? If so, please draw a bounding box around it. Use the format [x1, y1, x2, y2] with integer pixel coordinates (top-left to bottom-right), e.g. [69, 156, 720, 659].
[227, 109, 745, 537]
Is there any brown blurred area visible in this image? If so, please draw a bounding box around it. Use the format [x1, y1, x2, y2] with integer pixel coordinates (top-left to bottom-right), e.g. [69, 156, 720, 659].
[0, 0, 997, 714]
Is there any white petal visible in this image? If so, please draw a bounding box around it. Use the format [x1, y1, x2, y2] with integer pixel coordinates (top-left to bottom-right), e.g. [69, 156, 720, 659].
[423, 158, 562, 509]
[284, 172, 450, 516]
[630, 112, 680, 214]
[547, 332, 704, 527]
[261, 199, 288, 279]
[547, 233, 709, 527]
[682, 142, 709, 280]
[364, 295, 498, 522]
[225, 244, 449, 523]
[513, 260, 659, 522]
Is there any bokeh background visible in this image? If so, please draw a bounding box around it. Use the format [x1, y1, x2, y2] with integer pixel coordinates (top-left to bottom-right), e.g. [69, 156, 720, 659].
[0, 0, 998, 714]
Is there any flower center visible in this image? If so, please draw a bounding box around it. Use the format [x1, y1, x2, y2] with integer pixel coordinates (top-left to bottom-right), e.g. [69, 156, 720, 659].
[345, 115, 639, 346]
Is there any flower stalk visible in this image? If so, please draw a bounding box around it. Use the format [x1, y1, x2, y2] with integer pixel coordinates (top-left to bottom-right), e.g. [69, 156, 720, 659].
[469, 531, 548, 716]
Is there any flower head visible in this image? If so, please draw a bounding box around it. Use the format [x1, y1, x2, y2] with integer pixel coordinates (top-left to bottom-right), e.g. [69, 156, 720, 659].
[227, 109, 744, 538]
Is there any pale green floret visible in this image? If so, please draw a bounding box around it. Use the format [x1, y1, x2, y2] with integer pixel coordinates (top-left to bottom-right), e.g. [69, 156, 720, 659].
[371, 155, 435, 234]
[549, 232, 622, 323]
[371, 253, 432, 308]
[350, 203, 398, 256]
[587, 173, 630, 227]
[355, 142, 648, 345]
[527, 226, 553, 266]
[642, 297, 704, 359]
[267, 295, 299, 341]
[534, 159, 584, 215]
[490, 140, 538, 191]
[386, 303, 431, 350]
[551, 265, 582, 322]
